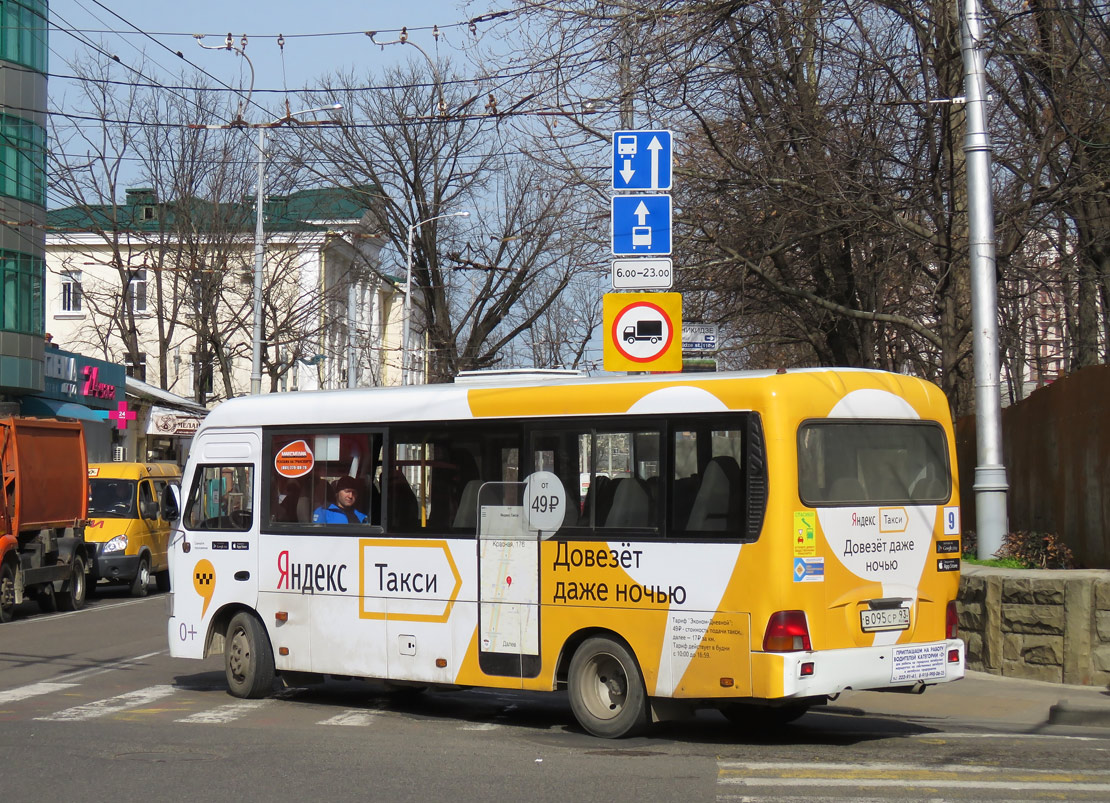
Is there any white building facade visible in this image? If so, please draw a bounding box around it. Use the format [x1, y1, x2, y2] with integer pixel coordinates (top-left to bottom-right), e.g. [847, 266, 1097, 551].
[45, 187, 405, 406]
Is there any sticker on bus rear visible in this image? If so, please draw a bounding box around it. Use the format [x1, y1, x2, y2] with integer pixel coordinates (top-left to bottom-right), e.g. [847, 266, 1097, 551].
[793, 511, 816, 557]
[793, 557, 824, 582]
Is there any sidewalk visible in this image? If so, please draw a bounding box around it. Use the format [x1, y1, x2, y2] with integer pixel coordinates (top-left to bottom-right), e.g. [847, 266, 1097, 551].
[829, 670, 1110, 731]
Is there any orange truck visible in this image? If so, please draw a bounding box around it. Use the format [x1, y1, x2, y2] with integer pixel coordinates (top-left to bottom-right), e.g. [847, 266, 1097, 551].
[0, 417, 91, 623]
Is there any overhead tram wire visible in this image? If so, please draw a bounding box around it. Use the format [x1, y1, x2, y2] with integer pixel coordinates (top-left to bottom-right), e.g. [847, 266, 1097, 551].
[52, 8, 519, 44]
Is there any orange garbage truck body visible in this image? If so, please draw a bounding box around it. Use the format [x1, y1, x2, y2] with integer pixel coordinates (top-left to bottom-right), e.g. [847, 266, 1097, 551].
[0, 416, 90, 622]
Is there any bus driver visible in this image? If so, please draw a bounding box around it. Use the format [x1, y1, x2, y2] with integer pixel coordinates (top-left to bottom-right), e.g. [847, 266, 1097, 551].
[312, 476, 367, 524]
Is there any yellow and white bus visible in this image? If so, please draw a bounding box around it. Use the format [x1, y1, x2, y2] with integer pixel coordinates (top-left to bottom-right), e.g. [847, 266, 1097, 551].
[167, 368, 964, 738]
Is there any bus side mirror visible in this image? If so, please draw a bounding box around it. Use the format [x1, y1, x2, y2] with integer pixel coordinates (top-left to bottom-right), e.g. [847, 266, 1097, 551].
[162, 483, 181, 522]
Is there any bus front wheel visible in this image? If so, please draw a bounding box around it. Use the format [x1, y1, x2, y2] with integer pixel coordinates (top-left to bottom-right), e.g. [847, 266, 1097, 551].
[225, 612, 275, 699]
[568, 636, 648, 738]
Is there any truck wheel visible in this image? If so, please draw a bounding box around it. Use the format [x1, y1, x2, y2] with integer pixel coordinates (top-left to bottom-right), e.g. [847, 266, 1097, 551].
[130, 556, 150, 597]
[568, 636, 649, 738]
[0, 560, 16, 623]
[58, 556, 87, 612]
[155, 570, 171, 593]
[225, 611, 275, 699]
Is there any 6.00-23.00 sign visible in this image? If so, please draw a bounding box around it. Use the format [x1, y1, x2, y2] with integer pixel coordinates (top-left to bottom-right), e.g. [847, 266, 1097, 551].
[611, 258, 673, 289]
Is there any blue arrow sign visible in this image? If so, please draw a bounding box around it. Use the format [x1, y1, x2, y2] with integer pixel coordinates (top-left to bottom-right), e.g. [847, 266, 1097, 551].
[611, 195, 671, 256]
[612, 130, 673, 191]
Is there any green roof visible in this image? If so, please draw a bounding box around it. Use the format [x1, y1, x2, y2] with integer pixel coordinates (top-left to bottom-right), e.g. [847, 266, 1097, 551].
[47, 185, 379, 236]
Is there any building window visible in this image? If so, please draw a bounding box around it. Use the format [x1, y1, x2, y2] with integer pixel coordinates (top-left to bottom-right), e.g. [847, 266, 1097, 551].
[61, 270, 82, 312]
[127, 269, 147, 313]
[0, 113, 46, 205]
[0, 0, 48, 73]
[125, 353, 146, 382]
[0, 248, 43, 334]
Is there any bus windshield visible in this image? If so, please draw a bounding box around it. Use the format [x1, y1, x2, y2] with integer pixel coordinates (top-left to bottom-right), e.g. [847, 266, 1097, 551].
[88, 478, 138, 518]
[798, 421, 950, 505]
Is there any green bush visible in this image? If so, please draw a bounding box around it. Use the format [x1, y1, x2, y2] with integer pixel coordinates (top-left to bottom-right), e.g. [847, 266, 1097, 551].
[961, 529, 1076, 569]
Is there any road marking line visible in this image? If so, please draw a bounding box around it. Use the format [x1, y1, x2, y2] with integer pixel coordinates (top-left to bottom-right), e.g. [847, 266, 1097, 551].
[717, 777, 1110, 792]
[318, 709, 378, 727]
[460, 722, 500, 731]
[9, 595, 162, 625]
[176, 699, 270, 724]
[58, 650, 168, 684]
[911, 731, 1106, 742]
[35, 684, 176, 722]
[717, 760, 1110, 777]
[0, 681, 77, 703]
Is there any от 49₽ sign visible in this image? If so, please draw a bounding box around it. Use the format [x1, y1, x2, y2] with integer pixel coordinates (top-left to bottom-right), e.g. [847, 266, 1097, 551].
[602, 292, 682, 372]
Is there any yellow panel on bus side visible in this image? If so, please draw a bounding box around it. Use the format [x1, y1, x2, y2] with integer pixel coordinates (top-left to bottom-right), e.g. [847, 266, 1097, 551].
[522, 539, 754, 699]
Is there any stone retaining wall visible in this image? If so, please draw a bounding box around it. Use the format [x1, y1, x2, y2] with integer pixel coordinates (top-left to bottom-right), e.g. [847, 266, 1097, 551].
[958, 564, 1110, 685]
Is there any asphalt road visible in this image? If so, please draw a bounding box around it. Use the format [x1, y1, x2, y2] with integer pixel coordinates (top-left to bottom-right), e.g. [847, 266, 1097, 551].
[2, 587, 1110, 802]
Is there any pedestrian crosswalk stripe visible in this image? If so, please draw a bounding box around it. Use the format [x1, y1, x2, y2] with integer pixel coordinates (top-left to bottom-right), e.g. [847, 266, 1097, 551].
[716, 760, 1110, 794]
[317, 709, 377, 727]
[460, 722, 500, 731]
[0, 681, 77, 704]
[34, 684, 177, 722]
[176, 699, 269, 724]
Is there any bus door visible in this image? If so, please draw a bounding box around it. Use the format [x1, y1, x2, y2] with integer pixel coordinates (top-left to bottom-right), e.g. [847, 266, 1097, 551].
[176, 431, 261, 659]
[475, 476, 560, 681]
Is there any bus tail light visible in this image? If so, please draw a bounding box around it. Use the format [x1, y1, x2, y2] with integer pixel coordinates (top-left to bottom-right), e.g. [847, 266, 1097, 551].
[946, 601, 958, 640]
[763, 610, 812, 652]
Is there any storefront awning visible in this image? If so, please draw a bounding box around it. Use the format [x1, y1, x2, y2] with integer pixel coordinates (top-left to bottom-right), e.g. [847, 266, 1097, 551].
[21, 396, 109, 423]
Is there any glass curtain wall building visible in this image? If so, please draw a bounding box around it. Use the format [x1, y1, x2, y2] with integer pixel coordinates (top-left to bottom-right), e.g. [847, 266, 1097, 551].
[0, 0, 47, 394]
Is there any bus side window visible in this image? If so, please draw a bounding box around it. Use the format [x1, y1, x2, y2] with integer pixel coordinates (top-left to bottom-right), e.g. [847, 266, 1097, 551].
[671, 422, 748, 538]
[184, 464, 254, 532]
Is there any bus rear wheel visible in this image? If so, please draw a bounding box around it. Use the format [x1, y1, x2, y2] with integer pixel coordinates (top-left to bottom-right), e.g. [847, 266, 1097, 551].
[568, 636, 648, 738]
[225, 611, 275, 699]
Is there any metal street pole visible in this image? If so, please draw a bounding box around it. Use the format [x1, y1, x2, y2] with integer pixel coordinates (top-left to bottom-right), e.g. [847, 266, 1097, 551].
[190, 103, 341, 395]
[251, 127, 266, 395]
[960, 0, 1009, 557]
[193, 37, 341, 395]
[402, 211, 469, 385]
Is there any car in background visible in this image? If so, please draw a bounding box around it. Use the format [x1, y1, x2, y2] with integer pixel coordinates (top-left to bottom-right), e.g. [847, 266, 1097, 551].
[86, 462, 181, 596]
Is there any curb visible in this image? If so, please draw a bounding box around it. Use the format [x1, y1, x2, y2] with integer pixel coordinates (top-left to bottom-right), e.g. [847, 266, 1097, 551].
[1047, 699, 1110, 729]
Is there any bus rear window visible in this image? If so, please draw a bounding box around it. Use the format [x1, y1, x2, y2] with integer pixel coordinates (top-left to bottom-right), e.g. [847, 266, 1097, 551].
[798, 421, 950, 506]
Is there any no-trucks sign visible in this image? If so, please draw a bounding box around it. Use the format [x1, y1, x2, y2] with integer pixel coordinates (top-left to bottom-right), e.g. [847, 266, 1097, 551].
[603, 292, 682, 372]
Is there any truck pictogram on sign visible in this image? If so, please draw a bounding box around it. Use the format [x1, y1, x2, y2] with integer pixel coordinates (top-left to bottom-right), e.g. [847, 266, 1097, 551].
[623, 320, 663, 344]
[602, 292, 682, 372]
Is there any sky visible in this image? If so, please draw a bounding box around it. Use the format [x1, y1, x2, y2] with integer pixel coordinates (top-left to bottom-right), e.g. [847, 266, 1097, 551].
[49, 1, 507, 107]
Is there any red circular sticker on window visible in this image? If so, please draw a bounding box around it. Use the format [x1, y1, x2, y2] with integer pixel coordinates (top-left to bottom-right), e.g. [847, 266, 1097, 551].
[275, 439, 314, 478]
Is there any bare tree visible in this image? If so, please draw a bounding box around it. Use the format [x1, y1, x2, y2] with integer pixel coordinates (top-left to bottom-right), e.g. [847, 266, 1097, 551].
[297, 59, 596, 382]
[49, 54, 351, 402]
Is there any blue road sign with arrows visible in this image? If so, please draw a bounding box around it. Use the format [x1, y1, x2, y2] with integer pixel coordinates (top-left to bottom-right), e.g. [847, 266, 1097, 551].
[611, 194, 672, 255]
[612, 130, 673, 191]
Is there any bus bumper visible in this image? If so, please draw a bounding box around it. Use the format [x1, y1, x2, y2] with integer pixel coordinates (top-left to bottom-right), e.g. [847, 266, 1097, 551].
[769, 639, 965, 699]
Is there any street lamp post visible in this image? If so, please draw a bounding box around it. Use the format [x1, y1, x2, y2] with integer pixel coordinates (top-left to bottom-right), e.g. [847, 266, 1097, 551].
[402, 211, 469, 385]
[193, 37, 340, 395]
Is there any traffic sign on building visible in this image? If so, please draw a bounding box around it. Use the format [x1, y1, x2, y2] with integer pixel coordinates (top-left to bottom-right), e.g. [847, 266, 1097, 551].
[681, 323, 719, 352]
[612, 130, 673, 191]
[603, 292, 682, 372]
[611, 194, 671, 256]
